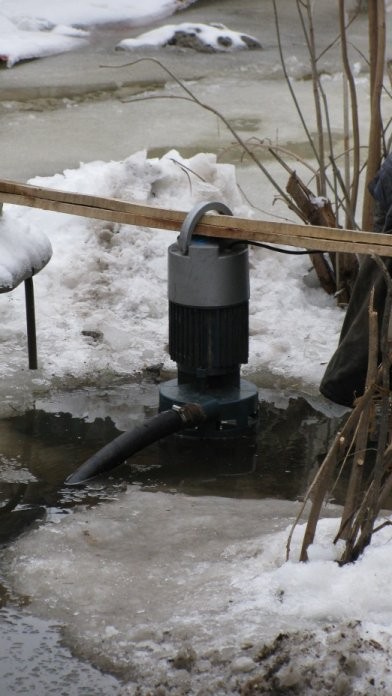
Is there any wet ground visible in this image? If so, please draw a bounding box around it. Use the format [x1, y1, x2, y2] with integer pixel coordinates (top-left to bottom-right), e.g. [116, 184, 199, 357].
[0, 381, 345, 694]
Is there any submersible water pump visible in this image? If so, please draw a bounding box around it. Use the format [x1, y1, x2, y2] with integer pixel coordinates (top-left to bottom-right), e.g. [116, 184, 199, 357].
[160, 201, 258, 434]
[66, 202, 258, 485]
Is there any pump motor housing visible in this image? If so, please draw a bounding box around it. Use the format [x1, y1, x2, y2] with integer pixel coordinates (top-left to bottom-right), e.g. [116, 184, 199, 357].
[168, 236, 249, 382]
[159, 202, 258, 435]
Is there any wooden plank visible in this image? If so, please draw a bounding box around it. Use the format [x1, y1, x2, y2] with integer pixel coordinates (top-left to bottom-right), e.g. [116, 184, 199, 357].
[0, 192, 186, 231]
[1, 178, 392, 256]
[0, 179, 186, 222]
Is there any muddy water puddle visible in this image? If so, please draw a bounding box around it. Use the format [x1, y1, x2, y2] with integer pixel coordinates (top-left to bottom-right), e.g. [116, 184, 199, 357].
[0, 384, 343, 532]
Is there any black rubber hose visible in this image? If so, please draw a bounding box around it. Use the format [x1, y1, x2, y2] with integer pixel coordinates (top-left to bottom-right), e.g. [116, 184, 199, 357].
[65, 401, 219, 486]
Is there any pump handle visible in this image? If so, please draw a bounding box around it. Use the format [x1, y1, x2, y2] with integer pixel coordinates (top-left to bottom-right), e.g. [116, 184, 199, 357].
[178, 201, 233, 254]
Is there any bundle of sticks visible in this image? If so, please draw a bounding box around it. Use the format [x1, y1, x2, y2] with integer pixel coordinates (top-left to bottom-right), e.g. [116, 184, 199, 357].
[289, 258, 392, 565]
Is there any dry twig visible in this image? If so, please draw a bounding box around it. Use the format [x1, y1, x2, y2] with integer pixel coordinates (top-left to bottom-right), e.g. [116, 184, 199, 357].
[295, 256, 392, 565]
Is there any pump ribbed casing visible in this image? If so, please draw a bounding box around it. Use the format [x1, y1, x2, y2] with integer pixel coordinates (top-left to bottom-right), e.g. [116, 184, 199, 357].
[168, 237, 249, 376]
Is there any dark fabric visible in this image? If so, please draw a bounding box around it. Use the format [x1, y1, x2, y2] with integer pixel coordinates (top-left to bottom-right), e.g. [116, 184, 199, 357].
[368, 154, 392, 232]
[319, 154, 392, 407]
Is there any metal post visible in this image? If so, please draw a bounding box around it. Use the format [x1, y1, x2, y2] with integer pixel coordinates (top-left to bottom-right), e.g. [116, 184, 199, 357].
[24, 277, 38, 369]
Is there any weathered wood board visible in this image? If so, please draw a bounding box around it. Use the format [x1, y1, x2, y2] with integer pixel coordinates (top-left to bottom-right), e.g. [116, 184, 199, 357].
[0, 178, 391, 257]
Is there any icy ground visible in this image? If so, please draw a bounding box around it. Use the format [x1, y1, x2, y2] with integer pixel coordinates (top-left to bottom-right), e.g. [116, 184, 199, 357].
[3, 490, 392, 694]
[2, 2, 392, 692]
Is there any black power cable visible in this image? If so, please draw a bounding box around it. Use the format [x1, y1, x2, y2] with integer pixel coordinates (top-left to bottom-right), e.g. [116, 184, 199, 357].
[229, 240, 322, 255]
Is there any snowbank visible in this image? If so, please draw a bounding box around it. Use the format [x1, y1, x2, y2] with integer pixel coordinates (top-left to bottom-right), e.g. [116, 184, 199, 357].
[0, 16, 88, 67]
[0, 212, 52, 290]
[0, 150, 343, 397]
[0, 0, 198, 66]
[0, 0, 196, 27]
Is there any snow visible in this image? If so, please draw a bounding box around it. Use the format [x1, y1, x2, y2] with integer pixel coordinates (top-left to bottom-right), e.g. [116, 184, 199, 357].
[0, 0, 196, 26]
[0, 149, 343, 398]
[0, 16, 89, 67]
[0, 0, 198, 66]
[117, 22, 261, 53]
[0, 211, 52, 290]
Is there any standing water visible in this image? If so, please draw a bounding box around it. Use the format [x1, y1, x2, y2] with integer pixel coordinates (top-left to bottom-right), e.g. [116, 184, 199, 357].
[0, 381, 344, 694]
[0, 0, 391, 693]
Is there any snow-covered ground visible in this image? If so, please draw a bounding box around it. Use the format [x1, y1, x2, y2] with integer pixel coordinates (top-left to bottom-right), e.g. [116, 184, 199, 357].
[4, 491, 392, 694]
[0, 0, 196, 26]
[2, 2, 392, 694]
[0, 0, 198, 66]
[0, 149, 343, 406]
[0, 0, 261, 67]
[0, 14, 90, 66]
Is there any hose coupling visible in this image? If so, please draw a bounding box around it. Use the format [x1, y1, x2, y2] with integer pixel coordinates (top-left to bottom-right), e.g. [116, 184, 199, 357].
[171, 400, 219, 427]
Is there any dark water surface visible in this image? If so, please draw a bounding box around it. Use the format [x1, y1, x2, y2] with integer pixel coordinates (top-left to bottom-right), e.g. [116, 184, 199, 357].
[0, 386, 343, 545]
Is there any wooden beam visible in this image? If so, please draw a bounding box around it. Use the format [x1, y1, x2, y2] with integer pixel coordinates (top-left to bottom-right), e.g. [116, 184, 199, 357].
[1, 178, 392, 257]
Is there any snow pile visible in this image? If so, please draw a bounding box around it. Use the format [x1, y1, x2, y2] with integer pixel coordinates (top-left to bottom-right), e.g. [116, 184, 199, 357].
[0, 0, 198, 66]
[0, 149, 342, 395]
[117, 22, 262, 53]
[0, 14, 88, 67]
[3, 490, 392, 694]
[0, 210, 52, 289]
[0, 0, 196, 27]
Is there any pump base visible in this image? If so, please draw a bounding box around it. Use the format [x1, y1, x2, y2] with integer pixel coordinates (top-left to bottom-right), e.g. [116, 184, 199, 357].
[159, 378, 259, 437]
